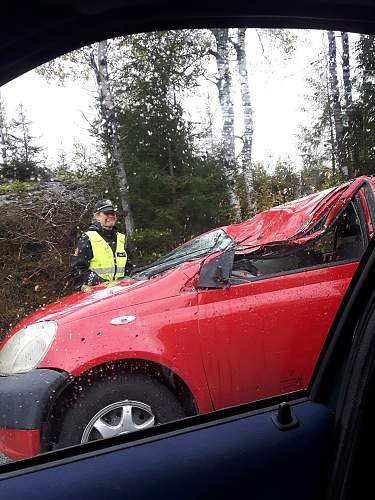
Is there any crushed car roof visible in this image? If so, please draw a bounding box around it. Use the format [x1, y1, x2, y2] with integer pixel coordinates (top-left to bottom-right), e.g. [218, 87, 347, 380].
[226, 176, 374, 250]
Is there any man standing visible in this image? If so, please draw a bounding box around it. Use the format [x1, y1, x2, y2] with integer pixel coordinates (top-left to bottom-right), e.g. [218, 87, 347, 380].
[70, 199, 132, 288]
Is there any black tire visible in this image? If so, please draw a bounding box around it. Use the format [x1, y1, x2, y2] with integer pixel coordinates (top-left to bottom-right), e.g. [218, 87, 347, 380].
[54, 373, 185, 449]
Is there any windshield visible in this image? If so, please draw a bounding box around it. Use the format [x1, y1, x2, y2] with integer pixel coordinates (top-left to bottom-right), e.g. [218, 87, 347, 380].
[132, 229, 233, 279]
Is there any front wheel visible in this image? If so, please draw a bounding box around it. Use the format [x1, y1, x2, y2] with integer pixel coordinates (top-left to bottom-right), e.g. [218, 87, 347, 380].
[54, 373, 186, 449]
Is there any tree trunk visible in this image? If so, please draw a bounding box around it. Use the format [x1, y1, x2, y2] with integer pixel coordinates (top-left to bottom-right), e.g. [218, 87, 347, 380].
[210, 28, 242, 221]
[90, 41, 135, 235]
[327, 78, 337, 176]
[232, 28, 256, 216]
[341, 32, 353, 112]
[327, 31, 347, 181]
[341, 32, 354, 177]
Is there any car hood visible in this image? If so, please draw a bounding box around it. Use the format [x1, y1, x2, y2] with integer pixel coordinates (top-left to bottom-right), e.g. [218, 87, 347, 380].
[8, 262, 200, 333]
[225, 176, 373, 251]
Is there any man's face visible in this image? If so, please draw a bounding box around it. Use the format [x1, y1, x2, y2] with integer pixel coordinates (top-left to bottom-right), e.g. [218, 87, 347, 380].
[95, 210, 117, 229]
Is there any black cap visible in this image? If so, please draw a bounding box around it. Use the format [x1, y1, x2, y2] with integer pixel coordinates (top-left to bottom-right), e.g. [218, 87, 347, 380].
[94, 199, 116, 213]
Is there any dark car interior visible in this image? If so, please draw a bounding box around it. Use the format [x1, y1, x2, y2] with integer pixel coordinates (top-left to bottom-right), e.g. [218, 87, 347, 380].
[231, 200, 364, 281]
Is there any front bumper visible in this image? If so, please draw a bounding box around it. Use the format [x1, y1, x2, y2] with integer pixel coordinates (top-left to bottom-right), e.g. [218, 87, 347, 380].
[0, 369, 69, 460]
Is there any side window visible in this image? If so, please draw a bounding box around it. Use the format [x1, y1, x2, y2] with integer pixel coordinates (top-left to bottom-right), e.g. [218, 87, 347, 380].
[328, 201, 364, 261]
[231, 201, 364, 281]
[308, 201, 364, 262]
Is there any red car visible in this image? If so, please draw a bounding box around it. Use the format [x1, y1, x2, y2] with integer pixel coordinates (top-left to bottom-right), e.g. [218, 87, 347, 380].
[0, 176, 374, 460]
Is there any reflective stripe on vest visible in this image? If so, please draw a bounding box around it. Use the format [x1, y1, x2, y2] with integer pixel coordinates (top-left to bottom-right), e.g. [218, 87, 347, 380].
[86, 231, 127, 281]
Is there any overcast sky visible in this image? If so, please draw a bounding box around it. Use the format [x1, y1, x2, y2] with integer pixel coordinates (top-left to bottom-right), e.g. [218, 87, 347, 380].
[0, 29, 351, 170]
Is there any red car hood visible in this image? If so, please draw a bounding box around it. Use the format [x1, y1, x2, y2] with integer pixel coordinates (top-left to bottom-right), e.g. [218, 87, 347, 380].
[225, 176, 373, 250]
[7, 279, 143, 332]
[8, 265, 198, 334]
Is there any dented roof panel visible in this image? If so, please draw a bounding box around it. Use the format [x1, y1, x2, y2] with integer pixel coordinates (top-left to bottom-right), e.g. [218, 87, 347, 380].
[226, 176, 375, 250]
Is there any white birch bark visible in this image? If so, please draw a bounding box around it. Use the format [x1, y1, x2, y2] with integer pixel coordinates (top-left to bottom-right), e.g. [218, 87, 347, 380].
[0, 93, 8, 166]
[90, 40, 135, 235]
[232, 28, 256, 216]
[210, 28, 242, 221]
[326, 76, 337, 176]
[341, 31, 353, 178]
[327, 31, 347, 181]
[341, 32, 353, 112]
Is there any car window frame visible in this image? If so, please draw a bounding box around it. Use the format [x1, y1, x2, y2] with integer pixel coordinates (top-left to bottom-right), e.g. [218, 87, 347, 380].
[361, 184, 375, 238]
[352, 195, 369, 248]
[228, 199, 368, 286]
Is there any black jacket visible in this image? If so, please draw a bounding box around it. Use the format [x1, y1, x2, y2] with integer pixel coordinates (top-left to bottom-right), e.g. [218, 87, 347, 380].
[70, 223, 133, 286]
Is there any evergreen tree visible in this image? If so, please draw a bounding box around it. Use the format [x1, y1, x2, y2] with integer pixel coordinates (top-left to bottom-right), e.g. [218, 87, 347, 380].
[298, 54, 337, 185]
[1, 104, 46, 181]
[344, 34, 375, 176]
[118, 79, 229, 264]
[251, 162, 301, 213]
[101, 30, 231, 262]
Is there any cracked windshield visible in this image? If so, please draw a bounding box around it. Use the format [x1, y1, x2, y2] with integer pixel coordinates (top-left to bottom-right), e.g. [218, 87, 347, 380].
[1, 28, 375, 464]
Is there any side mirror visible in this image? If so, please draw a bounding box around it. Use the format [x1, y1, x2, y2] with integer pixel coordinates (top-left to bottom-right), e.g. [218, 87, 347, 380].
[198, 251, 234, 289]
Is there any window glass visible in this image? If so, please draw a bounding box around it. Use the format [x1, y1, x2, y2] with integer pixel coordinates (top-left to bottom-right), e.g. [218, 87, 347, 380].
[231, 201, 364, 280]
[1, 28, 375, 465]
[133, 229, 233, 279]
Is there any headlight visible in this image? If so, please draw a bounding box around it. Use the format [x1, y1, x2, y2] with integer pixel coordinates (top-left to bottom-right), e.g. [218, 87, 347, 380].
[0, 321, 57, 375]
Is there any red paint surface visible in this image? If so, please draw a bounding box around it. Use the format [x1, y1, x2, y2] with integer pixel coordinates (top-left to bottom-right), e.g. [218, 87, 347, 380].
[198, 262, 357, 409]
[0, 428, 40, 460]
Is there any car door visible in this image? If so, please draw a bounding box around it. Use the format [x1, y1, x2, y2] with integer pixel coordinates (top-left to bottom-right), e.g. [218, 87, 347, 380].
[197, 199, 367, 410]
[0, 398, 334, 500]
[197, 264, 355, 409]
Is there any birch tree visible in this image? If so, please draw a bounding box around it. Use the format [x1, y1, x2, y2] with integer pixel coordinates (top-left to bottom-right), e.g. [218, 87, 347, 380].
[89, 40, 134, 234]
[298, 52, 340, 192]
[327, 30, 347, 181]
[341, 32, 353, 115]
[38, 42, 135, 235]
[341, 32, 354, 177]
[231, 28, 256, 216]
[209, 28, 242, 221]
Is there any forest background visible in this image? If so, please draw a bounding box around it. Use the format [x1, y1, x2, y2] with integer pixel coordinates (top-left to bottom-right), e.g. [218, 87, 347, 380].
[1, 28, 375, 338]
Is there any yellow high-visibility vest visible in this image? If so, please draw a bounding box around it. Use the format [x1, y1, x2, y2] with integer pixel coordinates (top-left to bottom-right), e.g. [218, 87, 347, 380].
[85, 231, 127, 281]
